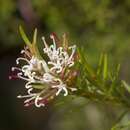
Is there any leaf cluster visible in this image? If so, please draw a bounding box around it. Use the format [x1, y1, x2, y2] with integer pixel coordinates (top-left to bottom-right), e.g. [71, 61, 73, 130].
[75, 47, 130, 108]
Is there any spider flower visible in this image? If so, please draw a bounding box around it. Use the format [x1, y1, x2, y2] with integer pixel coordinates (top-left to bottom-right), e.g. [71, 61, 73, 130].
[10, 27, 77, 107]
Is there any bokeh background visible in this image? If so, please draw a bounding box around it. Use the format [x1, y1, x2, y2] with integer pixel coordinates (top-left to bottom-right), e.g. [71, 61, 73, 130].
[1, 0, 130, 130]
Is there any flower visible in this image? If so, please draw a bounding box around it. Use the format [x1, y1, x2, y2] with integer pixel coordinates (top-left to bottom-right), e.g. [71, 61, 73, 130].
[42, 34, 76, 74]
[10, 30, 77, 108]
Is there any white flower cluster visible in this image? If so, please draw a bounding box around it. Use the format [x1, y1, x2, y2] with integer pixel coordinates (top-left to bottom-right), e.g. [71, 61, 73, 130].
[42, 35, 76, 74]
[12, 34, 77, 107]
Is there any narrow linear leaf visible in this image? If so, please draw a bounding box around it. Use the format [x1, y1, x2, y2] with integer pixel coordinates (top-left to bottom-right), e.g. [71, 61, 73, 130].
[63, 33, 68, 50]
[78, 48, 95, 77]
[32, 28, 42, 58]
[32, 84, 47, 89]
[97, 53, 104, 75]
[19, 25, 32, 48]
[122, 80, 130, 93]
[116, 64, 121, 78]
[103, 53, 108, 80]
[32, 28, 37, 45]
[78, 48, 105, 91]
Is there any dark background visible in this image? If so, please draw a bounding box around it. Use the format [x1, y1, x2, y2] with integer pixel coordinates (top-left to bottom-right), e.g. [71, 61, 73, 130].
[1, 0, 130, 130]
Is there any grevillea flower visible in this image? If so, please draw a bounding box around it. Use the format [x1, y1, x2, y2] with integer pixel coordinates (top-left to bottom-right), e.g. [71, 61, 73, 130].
[10, 27, 78, 107]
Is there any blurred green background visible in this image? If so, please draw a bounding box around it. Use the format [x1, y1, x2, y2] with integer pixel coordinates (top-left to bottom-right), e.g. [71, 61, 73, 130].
[1, 0, 130, 130]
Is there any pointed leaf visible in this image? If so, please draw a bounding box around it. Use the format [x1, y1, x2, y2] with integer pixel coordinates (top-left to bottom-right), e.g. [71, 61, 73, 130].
[31, 83, 48, 89]
[19, 25, 32, 48]
[32, 28, 37, 45]
[122, 80, 130, 93]
[78, 48, 95, 77]
[97, 53, 104, 75]
[103, 53, 108, 80]
[32, 28, 43, 59]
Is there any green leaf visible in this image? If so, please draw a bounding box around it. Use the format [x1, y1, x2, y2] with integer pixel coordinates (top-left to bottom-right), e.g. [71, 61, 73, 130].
[111, 109, 129, 130]
[78, 48, 105, 91]
[97, 53, 104, 75]
[103, 53, 108, 80]
[111, 121, 130, 130]
[78, 48, 95, 77]
[32, 28, 37, 45]
[19, 25, 32, 48]
[32, 84, 47, 89]
[19, 26, 43, 59]
[32, 28, 42, 59]
[115, 64, 120, 78]
[122, 80, 130, 93]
